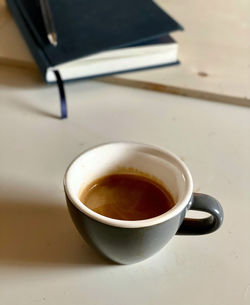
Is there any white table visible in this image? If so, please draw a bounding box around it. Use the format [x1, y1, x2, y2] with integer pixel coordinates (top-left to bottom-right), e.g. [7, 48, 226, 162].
[0, 65, 250, 305]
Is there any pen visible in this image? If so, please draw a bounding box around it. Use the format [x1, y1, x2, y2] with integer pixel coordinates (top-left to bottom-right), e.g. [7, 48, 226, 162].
[39, 0, 58, 46]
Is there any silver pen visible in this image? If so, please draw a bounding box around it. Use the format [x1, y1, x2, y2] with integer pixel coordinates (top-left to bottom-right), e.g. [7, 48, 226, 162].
[39, 0, 58, 46]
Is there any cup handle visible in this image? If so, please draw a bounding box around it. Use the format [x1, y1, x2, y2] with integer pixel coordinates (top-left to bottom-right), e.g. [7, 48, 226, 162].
[177, 193, 224, 235]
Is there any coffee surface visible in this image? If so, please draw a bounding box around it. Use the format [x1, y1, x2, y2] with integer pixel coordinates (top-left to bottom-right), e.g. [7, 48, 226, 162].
[79, 174, 175, 220]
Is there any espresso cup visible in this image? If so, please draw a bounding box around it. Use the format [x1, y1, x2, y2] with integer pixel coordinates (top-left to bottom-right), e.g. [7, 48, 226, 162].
[64, 142, 223, 264]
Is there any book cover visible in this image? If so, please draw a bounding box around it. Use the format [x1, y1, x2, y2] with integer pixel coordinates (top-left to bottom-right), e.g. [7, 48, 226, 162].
[6, 0, 183, 82]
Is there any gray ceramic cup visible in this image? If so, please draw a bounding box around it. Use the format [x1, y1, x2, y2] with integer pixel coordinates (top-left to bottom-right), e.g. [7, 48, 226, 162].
[64, 142, 223, 264]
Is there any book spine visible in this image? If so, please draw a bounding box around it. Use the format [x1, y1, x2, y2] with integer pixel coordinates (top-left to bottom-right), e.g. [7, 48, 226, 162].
[6, 0, 50, 82]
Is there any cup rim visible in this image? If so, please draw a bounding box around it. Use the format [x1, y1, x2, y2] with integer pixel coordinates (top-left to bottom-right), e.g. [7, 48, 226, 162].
[64, 142, 193, 228]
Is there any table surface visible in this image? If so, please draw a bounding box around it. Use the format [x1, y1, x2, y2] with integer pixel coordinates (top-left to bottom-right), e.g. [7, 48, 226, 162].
[115, 0, 250, 104]
[0, 65, 250, 305]
[1, 0, 250, 105]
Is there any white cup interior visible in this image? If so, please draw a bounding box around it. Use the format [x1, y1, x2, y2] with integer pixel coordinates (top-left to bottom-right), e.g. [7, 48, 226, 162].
[64, 142, 193, 228]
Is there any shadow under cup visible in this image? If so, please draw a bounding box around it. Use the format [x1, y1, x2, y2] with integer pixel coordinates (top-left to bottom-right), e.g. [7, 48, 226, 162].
[64, 142, 223, 264]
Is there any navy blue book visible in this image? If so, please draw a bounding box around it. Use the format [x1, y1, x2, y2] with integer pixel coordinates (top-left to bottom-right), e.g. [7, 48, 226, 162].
[6, 0, 183, 83]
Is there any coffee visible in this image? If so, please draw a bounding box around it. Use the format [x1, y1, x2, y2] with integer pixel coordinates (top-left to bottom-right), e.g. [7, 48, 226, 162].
[79, 173, 175, 220]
